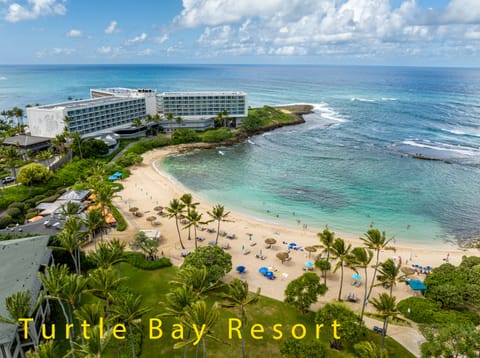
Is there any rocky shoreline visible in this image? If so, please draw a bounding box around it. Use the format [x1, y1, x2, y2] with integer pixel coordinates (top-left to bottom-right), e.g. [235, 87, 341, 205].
[176, 104, 314, 153]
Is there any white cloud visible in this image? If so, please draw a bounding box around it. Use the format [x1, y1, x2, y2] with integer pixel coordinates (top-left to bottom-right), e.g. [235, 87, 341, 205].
[97, 46, 112, 54]
[137, 48, 154, 56]
[66, 29, 82, 38]
[36, 47, 75, 58]
[104, 20, 118, 34]
[126, 32, 147, 45]
[153, 34, 169, 44]
[179, 0, 480, 60]
[5, 0, 66, 22]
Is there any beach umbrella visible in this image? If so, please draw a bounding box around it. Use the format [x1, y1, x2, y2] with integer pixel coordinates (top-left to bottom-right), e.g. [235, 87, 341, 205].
[260, 249, 263, 256]
[266, 271, 274, 279]
[276, 252, 289, 264]
[289, 242, 297, 247]
[241, 244, 245, 251]
[129, 207, 139, 213]
[249, 234, 253, 241]
[236, 266, 246, 274]
[401, 267, 416, 275]
[153, 206, 163, 211]
[265, 237, 277, 248]
[146, 216, 157, 226]
[352, 273, 362, 281]
[304, 246, 317, 258]
[304, 261, 314, 268]
[259, 267, 268, 275]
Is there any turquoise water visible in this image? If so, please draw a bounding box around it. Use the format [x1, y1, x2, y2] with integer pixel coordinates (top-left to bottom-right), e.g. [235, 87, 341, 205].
[1, 64, 479, 245]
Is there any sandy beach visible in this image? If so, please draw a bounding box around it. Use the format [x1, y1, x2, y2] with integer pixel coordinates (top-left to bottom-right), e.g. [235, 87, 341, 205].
[108, 145, 478, 356]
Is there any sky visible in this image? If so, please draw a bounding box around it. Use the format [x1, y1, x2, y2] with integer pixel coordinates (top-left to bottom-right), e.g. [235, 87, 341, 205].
[0, 0, 479, 66]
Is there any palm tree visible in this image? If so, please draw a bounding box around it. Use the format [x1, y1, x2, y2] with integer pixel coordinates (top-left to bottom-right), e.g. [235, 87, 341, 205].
[219, 279, 260, 358]
[88, 267, 125, 329]
[89, 161, 106, 181]
[361, 229, 396, 302]
[166, 112, 174, 132]
[207, 204, 232, 246]
[2, 145, 21, 179]
[74, 302, 104, 327]
[110, 292, 151, 358]
[38, 264, 76, 355]
[69, 130, 83, 159]
[89, 238, 127, 269]
[51, 133, 68, 154]
[330, 238, 352, 301]
[351, 247, 374, 321]
[376, 259, 401, 297]
[94, 182, 116, 211]
[0, 290, 39, 342]
[0, 290, 32, 324]
[371, 293, 400, 350]
[36, 149, 55, 170]
[184, 208, 205, 250]
[68, 325, 112, 358]
[59, 201, 82, 217]
[26, 340, 59, 358]
[170, 266, 221, 297]
[180, 193, 199, 241]
[215, 111, 223, 128]
[132, 118, 143, 127]
[84, 208, 108, 250]
[166, 198, 186, 249]
[176, 116, 183, 128]
[316, 226, 336, 285]
[54, 216, 88, 275]
[222, 109, 230, 127]
[175, 301, 220, 358]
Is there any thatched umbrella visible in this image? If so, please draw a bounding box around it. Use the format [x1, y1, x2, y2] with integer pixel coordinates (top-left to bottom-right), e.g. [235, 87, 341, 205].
[265, 238, 276, 248]
[153, 206, 163, 212]
[129, 207, 139, 213]
[401, 266, 416, 276]
[276, 252, 290, 264]
[146, 216, 157, 226]
[304, 246, 317, 258]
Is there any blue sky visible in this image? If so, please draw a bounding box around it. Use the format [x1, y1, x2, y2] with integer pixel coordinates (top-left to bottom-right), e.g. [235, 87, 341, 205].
[0, 0, 479, 66]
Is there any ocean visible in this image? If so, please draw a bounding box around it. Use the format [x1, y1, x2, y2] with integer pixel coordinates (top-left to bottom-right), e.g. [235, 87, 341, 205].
[1, 64, 479, 246]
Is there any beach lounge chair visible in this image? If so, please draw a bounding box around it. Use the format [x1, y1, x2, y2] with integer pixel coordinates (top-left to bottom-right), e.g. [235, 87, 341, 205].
[207, 228, 216, 233]
[243, 249, 251, 255]
[196, 237, 205, 242]
[250, 242, 257, 247]
[181, 251, 191, 258]
[255, 254, 266, 260]
[219, 230, 227, 237]
[226, 233, 236, 239]
[221, 243, 230, 249]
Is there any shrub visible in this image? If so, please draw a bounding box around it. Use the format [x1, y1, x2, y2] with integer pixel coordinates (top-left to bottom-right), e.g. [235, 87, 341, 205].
[109, 205, 127, 231]
[280, 337, 327, 358]
[124, 252, 172, 270]
[397, 297, 440, 324]
[171, 128, 200, 144]
[8, 202, 25, 212]
[0, 215, 13, 229]
[6, 207, 22, 219]
[25, 212, 38, 220]
[201, 128, 233, 143]
[181, 245, 232, 283]
[116, 152, 143, 167]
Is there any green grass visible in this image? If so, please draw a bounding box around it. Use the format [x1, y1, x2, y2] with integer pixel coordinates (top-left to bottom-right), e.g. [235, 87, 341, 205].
[249, 106, 297, 126]
[115, 264, 415, 358]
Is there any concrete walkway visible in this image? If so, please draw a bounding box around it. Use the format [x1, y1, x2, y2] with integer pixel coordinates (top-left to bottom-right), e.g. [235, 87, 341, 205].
[363, 316, 424, 357]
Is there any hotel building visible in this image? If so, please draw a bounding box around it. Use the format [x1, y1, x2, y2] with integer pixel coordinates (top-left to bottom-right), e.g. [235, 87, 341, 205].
[26, 88, 248, 138]
[157, 91, 248, 130]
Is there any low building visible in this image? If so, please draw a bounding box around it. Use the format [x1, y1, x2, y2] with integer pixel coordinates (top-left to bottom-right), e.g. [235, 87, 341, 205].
[157, 91, 248, 129]
[26, 96, 146, 138]
[2, 135, 51, 153]
[0, 236, 52, 358]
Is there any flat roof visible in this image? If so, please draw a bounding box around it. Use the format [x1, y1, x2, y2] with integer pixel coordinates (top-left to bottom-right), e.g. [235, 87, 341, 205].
[92, 88, 155, 95]
[34, 96, 143, 111]
[160, 91, 246, 96]
[3, 135, 51, 147]
[0, 236, 51, 345]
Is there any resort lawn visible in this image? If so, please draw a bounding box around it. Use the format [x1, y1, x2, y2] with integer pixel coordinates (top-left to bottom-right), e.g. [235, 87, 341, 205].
[118, 263, 415, 358]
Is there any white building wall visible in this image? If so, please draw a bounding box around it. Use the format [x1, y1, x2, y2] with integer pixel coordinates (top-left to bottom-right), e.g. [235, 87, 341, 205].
[143, 92, 157, 116]
[26, 107, 66, 138]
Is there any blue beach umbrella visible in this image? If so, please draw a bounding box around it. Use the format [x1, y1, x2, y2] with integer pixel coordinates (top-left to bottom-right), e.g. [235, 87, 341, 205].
[289, 242, 297, 247]
[241, 244, 245, 251]
[304, 261, 314, 268]
[352, 273, 362, 281]
[236, 265, 246, 273]
[259, 267, 268, 275]
[266, 271, 274, 279]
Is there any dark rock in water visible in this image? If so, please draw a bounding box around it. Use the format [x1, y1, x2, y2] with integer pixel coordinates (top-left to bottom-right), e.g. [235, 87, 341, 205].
[412, 154, 451, 164]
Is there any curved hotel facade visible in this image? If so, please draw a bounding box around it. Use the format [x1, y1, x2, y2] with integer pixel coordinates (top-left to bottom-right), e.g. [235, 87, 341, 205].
[26, 88, 248, 138]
